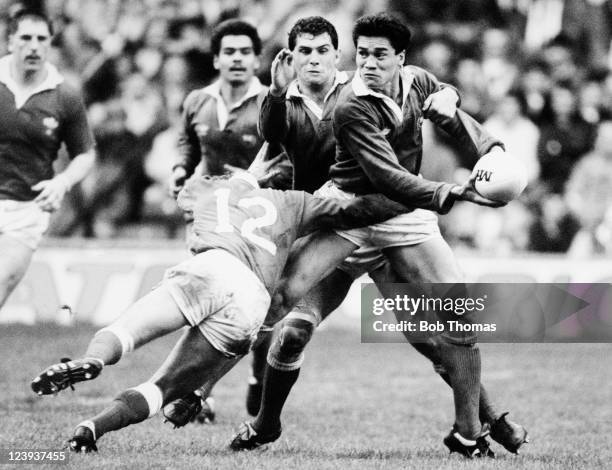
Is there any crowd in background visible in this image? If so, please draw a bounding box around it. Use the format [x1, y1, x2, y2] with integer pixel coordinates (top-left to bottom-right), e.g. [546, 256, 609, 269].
[1, 0, 611, 256]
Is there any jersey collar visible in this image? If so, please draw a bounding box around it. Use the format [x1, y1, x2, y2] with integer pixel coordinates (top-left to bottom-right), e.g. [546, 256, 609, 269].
[203, 76, 263, 130]
[0, 55, 64, 109]
[286, 70, 349, 120]
[351, 67, 414, 122]
[229, 171, 259, 189]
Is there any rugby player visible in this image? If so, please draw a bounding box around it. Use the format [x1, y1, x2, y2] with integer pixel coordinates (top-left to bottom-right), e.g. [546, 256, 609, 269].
[0, 9, 95, 311]
[170, 19, 268, 187]
[30, 170, 415, 452]
[229, 14, 528, 458]
[168, 19, 283, 420]
[165, 16, 463, 422]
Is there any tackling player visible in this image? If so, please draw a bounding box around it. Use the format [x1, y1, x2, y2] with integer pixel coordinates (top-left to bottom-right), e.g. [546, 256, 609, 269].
[229, 14, 528, 458]
[30, 171, 412, 452]
[0, 10, 95, 311]
[168, 18, 280, 420]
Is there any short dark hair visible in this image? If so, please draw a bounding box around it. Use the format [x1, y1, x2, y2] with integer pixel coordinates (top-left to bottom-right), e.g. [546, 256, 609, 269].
[8, 9, 54, 37]
[288, 16, 338, 51]
[352, 13, 411, 54]
[210, 19, 261, 56]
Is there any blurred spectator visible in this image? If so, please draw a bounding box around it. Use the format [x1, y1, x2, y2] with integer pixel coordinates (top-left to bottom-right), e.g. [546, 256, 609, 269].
[524, 0, 565, 51]
[484, 89, 541, 183]
[578, 68, 610, 125]
[518, 58, 553, 124]
[537, 80, 596, 193]
[541, 34, 582, 85]
[453, 58, 490, 120]
[565, 120, 612, 255]
[480, 28, 520, 101]
[528, 187, 580, 252]
[419, 37, 455, 83]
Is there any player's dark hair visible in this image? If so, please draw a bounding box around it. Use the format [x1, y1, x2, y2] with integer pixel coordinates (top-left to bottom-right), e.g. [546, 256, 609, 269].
[8, 9, 54, 37]
[210, 19, 261, 56]
[288, 16, 338, 51]
[352, 13, 411, 54]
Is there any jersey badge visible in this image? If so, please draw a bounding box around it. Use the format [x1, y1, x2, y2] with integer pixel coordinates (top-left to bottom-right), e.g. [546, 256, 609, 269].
[241, 134, 257, 146]
[42, 116, 59, 136]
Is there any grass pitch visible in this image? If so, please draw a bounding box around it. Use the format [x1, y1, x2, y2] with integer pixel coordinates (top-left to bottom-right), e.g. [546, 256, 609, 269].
[1, 323, 611, 469]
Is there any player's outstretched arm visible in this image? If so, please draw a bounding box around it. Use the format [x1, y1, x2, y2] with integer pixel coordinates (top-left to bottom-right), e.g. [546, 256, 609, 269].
[297, 192, 410, 236]
[335, 117, 457, 214]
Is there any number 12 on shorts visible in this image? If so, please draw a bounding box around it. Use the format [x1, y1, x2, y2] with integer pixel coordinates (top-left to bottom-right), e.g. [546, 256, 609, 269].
[213, 188, 278, 255]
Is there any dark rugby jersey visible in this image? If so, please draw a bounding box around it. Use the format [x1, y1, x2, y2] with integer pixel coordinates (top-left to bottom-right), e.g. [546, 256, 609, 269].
[0, 57, 94, 201]
[259, 71, 353, 193]
[330, 66, 503, 214]
[177, 78, 266, 176]
[177, 174, 407, 296]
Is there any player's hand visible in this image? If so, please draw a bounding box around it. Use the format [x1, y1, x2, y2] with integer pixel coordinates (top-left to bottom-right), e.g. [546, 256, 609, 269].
[31, 175, 71, 212]
[423, 87, 459, 121]
[224, 153, 287, 187]
[451, 176, 507, 208]
[169, 166, 188, 198]
[270, 48, 295, 96]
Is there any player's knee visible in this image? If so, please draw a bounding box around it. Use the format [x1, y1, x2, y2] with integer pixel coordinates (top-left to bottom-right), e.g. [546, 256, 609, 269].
[278, 321, 314, 356]
[276, 276, 311, 313]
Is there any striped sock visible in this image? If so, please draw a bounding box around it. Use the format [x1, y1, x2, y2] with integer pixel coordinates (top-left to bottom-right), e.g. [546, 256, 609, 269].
[440, 342, 481, 439]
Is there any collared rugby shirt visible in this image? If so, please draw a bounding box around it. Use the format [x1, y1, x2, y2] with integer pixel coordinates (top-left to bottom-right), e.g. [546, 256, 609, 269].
[330, 66, 503, 214]
[177, 77, 266, 176]
[0, 55, 94, 201]
[259, 71, 354, 193]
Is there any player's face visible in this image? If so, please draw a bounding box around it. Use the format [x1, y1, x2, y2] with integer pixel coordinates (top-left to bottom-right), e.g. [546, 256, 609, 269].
[292, 33, 338, 88]
[214, 35, 260, 86]
[9, 18, 52, 77]
[355, 36, 404, 92]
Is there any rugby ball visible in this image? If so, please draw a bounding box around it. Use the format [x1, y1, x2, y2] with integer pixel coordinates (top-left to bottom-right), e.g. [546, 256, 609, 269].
[471, 152, 528, 203]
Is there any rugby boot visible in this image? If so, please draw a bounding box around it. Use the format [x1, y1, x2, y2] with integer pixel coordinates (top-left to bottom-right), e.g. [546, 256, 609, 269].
[490, 412, 529, 454]
[229, 421, 282, 451]
[67, 425, 98, 453]
[32, 358, 103, 396]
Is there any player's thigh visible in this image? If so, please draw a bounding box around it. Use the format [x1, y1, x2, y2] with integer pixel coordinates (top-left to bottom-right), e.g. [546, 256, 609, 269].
[109, 285, 187, 347]
[383, 234, 463, 284]
[278, 231, 357, 311]
[151, 326, 241, 403]
[0, 234, 34, 300]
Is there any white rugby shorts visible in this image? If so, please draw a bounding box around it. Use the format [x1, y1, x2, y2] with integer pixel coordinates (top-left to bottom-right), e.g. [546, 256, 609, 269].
[0, 200, 51, 249]
[162, 249, 271, 357]
[315, 181, 441, 275]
